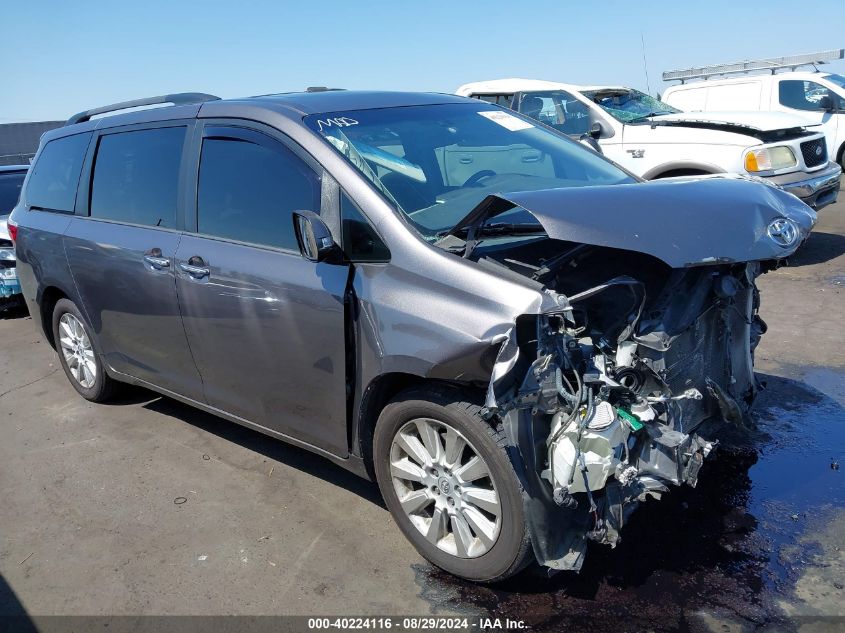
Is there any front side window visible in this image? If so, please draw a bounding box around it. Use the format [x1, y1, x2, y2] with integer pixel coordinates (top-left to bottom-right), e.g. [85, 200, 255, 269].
[90, 127, 185, 228]
[823, 75, 845, 108]
[306, 103, 632, 241]
[580, 88, 679, 123]
[25, 133, 91, 212]
[341, 193, 389, 262]
[197, 133, 320, 251]
[515, 90, 592, 135]
[779, 80, 836, 111]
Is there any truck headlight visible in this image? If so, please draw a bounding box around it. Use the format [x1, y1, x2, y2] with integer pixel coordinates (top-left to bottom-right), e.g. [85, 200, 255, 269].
[744, 146, 797, 173]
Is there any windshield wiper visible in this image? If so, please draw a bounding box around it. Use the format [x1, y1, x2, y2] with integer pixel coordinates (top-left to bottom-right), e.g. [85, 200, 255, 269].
[627, 111, 674, 123]
[442, 222, 546, 239]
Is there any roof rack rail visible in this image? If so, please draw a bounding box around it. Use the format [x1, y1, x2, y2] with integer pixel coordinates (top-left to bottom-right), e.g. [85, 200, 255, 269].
[305, 86, 345, 92]
[66, 93, 221, 126]
[663, 49, 844, 83]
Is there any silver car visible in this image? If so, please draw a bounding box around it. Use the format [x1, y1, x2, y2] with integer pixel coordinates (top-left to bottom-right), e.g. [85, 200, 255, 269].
[0, 165, 28, 308]
[8, 90, 815, 581]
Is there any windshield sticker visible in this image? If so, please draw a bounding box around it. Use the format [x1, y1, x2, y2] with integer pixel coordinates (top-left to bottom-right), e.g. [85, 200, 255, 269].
[478, 110, 534, 131]
[316, 117, 359, 132]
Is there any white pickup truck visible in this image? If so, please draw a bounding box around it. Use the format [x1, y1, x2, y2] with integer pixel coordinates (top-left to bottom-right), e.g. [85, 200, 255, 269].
[457, 79, 841, 209]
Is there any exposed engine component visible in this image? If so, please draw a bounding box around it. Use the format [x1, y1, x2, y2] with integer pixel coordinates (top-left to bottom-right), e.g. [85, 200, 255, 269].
[485, 256, 762, 570]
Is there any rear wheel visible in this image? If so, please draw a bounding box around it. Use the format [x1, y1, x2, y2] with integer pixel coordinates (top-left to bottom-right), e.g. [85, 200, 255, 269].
[373, 386, 533, 582]
[52, 298, 116, 402]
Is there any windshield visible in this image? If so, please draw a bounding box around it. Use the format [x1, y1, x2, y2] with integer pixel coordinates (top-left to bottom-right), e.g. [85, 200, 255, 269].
[824, 73, 845, 90]
[580, 88, 680, 123]
[306, 103, 633, 240]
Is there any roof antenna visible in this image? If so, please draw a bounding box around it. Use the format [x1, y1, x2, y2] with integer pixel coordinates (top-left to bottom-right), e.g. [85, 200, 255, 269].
[640, 32, 652, 96]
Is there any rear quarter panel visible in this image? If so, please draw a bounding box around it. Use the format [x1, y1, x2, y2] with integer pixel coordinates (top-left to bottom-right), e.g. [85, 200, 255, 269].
[12, 209, 77, 333]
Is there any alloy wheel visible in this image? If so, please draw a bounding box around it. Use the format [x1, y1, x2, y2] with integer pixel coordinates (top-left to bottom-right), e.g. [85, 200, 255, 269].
[58, 313, 97, 389]
[389, 418, 502, 558]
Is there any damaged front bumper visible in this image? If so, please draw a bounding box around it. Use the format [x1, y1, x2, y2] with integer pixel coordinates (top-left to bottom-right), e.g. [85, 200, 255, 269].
[485, 264, 765, 573]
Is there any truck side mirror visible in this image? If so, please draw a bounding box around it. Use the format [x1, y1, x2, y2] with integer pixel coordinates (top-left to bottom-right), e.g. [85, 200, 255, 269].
[293, 210, 339, 263]
[589, 121, 606, 139]
[818, 95, 836, 112]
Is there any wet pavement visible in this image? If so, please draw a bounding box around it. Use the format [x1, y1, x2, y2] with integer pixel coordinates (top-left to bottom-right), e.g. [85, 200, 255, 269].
[411, 372, 845, 632]
[408, 198, 845, 631]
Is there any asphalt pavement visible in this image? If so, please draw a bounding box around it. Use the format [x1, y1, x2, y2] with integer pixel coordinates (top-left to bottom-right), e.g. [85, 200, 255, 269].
[1, 185, 844, 632]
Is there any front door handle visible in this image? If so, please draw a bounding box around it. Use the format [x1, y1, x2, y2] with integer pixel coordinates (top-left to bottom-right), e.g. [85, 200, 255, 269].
[143, 248, 170, 270]
[179, 256, 209, 279]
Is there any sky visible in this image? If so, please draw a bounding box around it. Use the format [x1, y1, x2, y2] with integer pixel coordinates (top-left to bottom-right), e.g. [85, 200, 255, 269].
[3, 0, 845, 122]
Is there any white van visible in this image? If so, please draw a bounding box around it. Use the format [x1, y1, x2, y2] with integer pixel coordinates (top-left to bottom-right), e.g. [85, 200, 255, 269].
[662, 71, 845, 170]
[458, 79, 841, 209]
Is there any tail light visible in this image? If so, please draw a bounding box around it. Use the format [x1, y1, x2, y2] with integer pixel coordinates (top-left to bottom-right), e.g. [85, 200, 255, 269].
[7, 218, 18, 243]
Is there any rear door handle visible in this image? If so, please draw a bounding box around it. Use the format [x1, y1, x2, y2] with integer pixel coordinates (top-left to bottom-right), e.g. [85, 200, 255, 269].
[179, 263, 209, 279]
[144, 255, 170, 269]
[143, 248, 170, 270]
[179, 256, 210, 279]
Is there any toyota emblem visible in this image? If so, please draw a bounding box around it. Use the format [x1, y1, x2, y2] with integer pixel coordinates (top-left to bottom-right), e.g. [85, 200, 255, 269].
[767, 217, 800, 248]
[815, 145, 823, 156]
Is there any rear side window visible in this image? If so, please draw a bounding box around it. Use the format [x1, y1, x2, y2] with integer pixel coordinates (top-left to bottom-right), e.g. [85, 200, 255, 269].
[90, 127, 186, 228]
[0, 171, 27, 215]
[473, 94, 514, 107]
[25, 133, 91, 212]
[197, 135, 320, 250]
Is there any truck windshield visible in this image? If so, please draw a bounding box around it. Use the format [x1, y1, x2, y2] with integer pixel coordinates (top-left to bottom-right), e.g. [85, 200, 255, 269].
[580, 88, 679, 123]
[824, 73, 845, 90]
[305, 103, 633, 240]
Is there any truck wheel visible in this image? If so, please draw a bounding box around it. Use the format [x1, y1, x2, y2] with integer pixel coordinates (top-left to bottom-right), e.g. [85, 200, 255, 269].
[373, 386, 533, 582]
[52, 298, 117, 402]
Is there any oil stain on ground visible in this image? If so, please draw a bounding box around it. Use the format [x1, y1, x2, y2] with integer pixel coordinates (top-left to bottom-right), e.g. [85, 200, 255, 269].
[414, 372, 845, 632]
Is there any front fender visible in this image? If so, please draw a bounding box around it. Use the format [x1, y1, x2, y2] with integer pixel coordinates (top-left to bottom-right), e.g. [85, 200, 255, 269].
[641, 160, 725, 179]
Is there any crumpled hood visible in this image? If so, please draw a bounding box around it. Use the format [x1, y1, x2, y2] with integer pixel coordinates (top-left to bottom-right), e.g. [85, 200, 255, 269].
[648, 110, 816, 132]
[452, 177, 817, 268]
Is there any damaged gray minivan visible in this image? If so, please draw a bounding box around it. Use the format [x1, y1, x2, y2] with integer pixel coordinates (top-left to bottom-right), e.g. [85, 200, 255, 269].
[9, 90, 816, 582]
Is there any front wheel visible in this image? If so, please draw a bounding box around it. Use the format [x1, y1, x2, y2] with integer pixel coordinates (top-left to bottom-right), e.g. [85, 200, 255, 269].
[373, 386, 533, 582]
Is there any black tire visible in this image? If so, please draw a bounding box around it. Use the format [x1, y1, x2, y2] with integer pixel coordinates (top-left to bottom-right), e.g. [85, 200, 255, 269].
[373, 385, 533, 582]
[51, 298, 117, 402]
[652, 168, 710, 179]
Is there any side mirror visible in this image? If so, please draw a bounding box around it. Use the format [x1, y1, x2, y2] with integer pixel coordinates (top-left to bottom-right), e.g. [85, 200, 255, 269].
[819, 95, 836, 112]
[578, 134, 604, 154]
[589, 121, 606, 139]
[293, 211, 338, 262]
